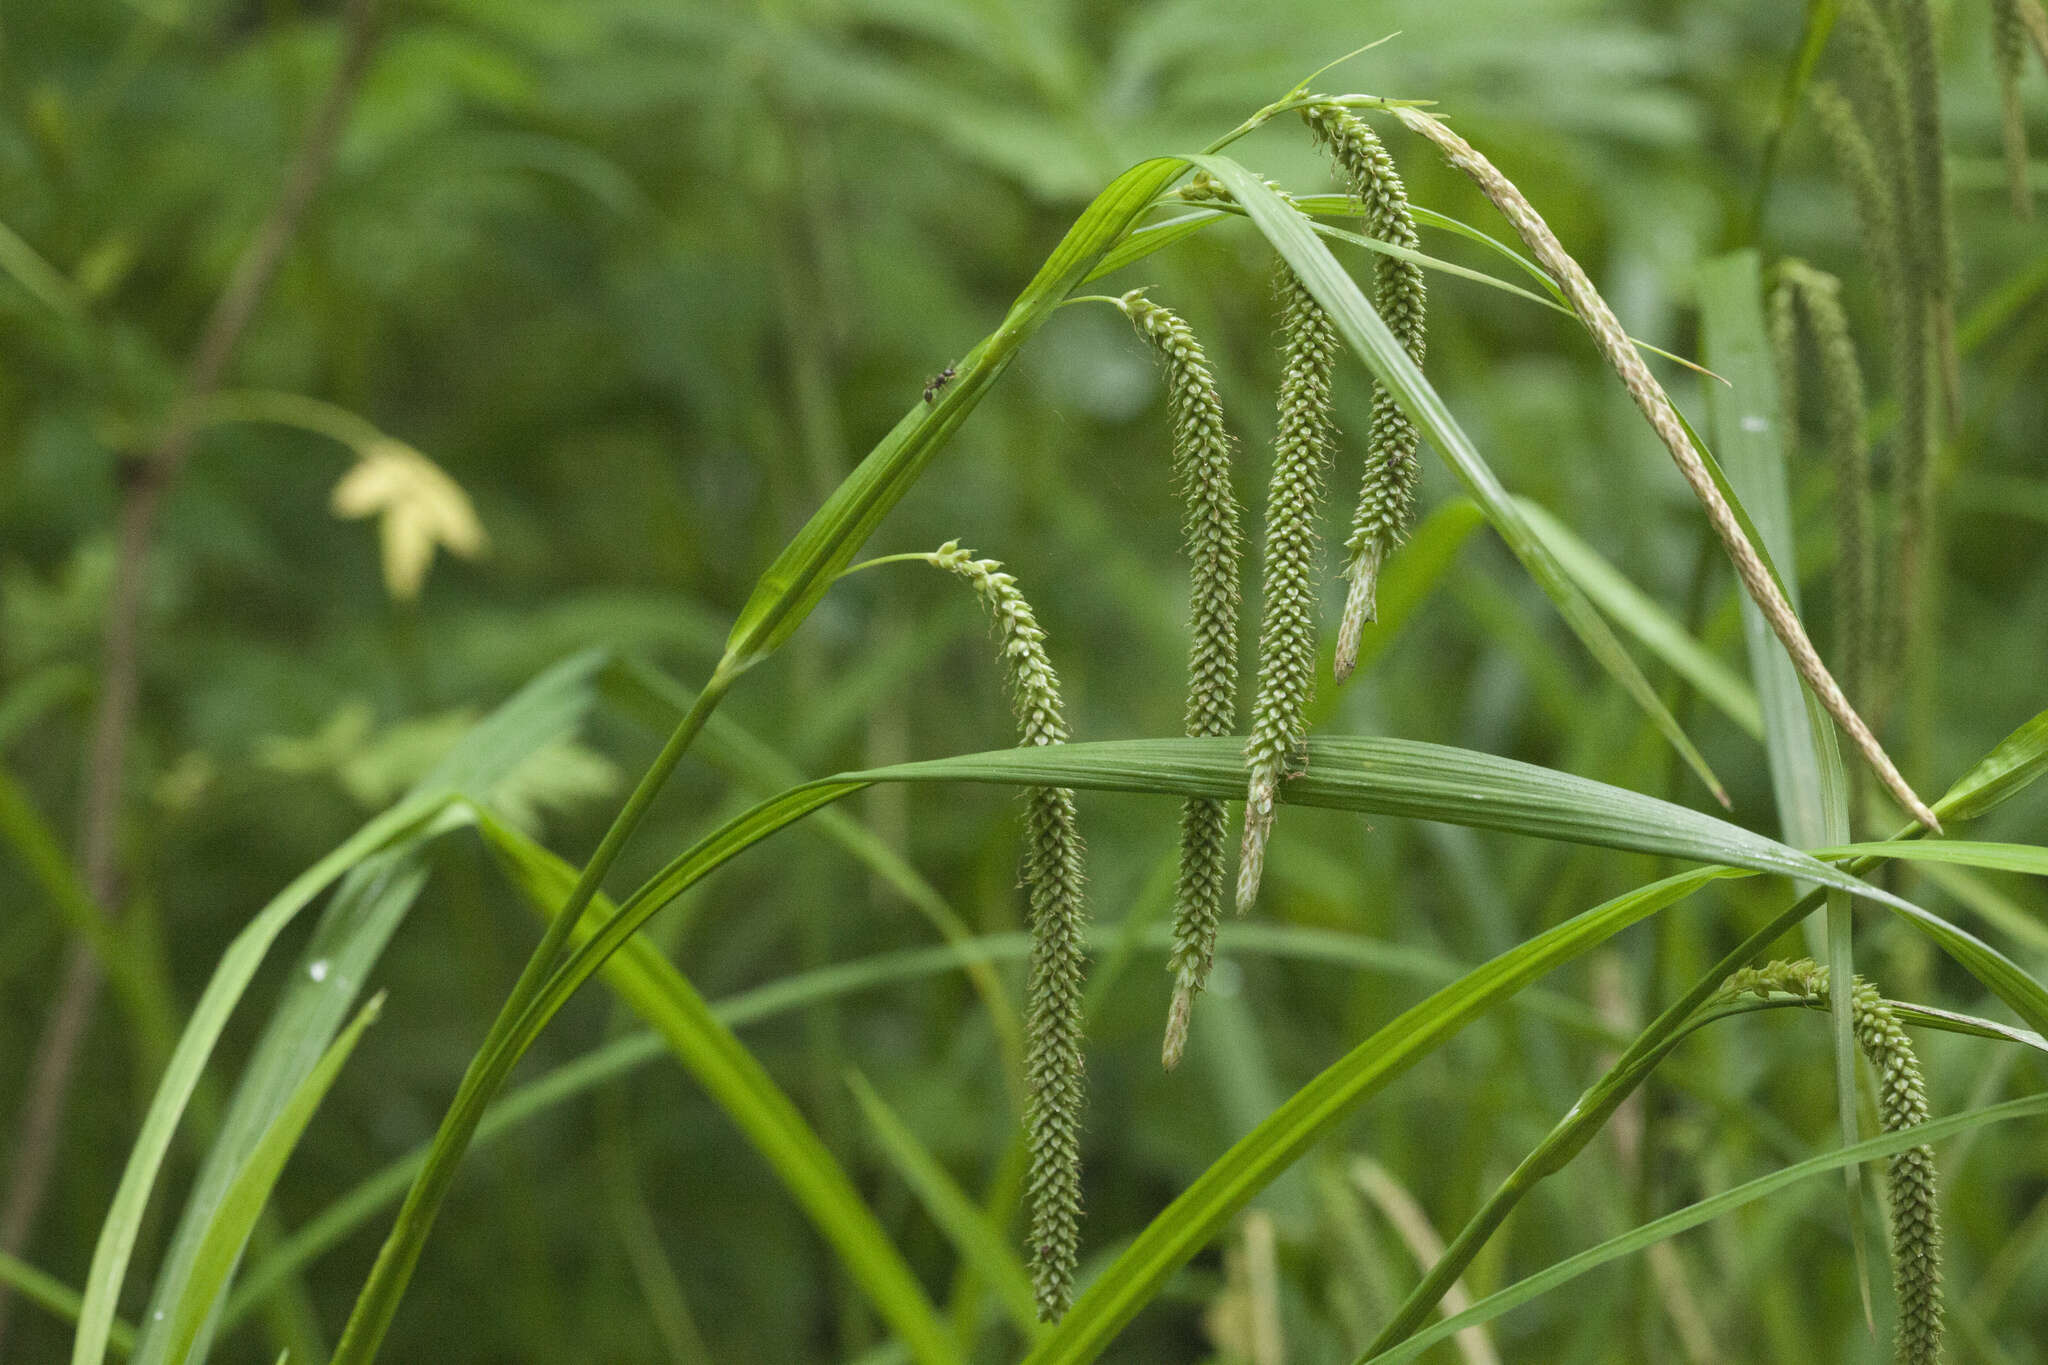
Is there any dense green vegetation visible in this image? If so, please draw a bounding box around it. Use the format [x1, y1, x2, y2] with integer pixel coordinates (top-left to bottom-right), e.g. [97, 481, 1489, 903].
[3, 1, 2047, 1361]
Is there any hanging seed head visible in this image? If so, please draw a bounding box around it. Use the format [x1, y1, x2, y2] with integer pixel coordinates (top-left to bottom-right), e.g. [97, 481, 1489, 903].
[1720, 961, 1943, 1364]
[1119, 290, 1243, 745]
[1893, 0, 1956, 295]
[1821, 17, 1941, 690]
[927, 541, 1088, 1319]
[1118, 290, 1244, 1068]
[1810, 80, 1901, 296]
[1302, 100, 1429, 681]
[1239, 265, 1339, 916]
[1394, 104, 1940, 831]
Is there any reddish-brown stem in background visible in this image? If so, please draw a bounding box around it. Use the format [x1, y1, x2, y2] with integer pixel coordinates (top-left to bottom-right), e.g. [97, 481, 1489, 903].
[0, 1, 382, 1348]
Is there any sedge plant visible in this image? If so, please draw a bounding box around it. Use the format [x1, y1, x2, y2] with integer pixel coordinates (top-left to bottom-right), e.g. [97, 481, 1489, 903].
[17, 34, 2048, 1365]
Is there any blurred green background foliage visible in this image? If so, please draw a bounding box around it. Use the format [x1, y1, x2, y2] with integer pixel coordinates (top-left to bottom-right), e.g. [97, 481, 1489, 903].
[2, 0, 2046, 1360]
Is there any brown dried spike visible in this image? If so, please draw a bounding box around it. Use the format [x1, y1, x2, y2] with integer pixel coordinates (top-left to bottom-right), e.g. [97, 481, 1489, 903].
[1392, 107, 1940, 832]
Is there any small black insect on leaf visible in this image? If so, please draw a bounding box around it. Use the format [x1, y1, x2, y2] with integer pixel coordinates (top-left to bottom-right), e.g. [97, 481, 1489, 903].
[923, 364, 957, 404]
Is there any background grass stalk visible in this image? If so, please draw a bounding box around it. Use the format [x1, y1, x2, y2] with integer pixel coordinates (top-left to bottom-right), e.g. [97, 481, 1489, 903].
[0, 6, 382, 1347]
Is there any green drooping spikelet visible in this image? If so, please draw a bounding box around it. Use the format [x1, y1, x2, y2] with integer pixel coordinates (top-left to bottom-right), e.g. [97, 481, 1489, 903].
[1772, 261, 1875, 716]
[1812, 72, 1928, 705]
[1300, 100, 1428, 683]
[1723, 961, 1944, 1364]
[1894, 0, 1959, 422]
[1118, 290, 1244, 1070]
[1994, 0, 2034, 218]
[1238, 265, 1338, 917]
[1810, 82, 1901, 289]
[927, 540, 1087, 1320]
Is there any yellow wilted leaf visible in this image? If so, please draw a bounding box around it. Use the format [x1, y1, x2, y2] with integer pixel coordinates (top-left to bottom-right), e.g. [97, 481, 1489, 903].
[330, 439, 487, 599]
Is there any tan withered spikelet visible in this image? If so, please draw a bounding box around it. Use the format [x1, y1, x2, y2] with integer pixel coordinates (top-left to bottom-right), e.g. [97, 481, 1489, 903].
[1994, 0, 2034, 218]
[1238, 266, 1339, 916]
[1301, 100, 1428, 683]
[1772, 261, 1875, 717]
[926, 541, 1087, 1319]
[1724, 961, 1943, 1363]
[1392, 105, 1941, 831]
[1117, 290, 1243, 1070]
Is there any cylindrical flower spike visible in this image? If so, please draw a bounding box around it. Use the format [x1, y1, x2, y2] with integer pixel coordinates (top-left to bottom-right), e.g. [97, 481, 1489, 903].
[926, 541, 1088, 1320]
[1117, 291, 1244, 1070]
[1239, 266, 1339, 917]
[1722, 961, 1943, 1364]
[1301, 100, 1428, 682]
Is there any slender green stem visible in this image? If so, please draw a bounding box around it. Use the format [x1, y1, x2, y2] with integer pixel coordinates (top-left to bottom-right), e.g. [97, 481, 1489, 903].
[840, 552, 943, 578]
[1361, 834, 1922, 1356]
[328, 661, 739, 1364]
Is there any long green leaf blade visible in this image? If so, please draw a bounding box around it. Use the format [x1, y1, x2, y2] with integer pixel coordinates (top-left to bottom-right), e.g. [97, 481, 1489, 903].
[1698, 246, 1870, 1320]
[1361, 1094, 2048, 1364]
[479, 817, 961, 1365]
[845, 1071, 1042, 1340]
[124, 652, 608, 1365]
[1019, 867, 1734, 1364]
[1183, 153, 1729, 806]
[69, 796, 442, 1365]
[158, 996, 384, 1365]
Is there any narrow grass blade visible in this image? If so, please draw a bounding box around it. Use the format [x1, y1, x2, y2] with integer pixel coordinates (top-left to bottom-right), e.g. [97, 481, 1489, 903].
[845, 1071, 1042, 1339]
[124, 652, 607, 1365]
[69, 795, 444, 1365]
[1933, 707, 2048, 821]
[1699, 251, 1831, 837]
[841, 737, 2048, 1034]
[0, 1253, 131, 1357]
[603, 657, 1025, 1089]
[0, 767, 154, 1019]
[157, 996, 384, 1365]
[1515, 499, 1762, 738]
[478, 817, 960, 1365]
[1017, 866, 1736, 1365]
[1084, 209, 1220, 280]
[1698, 247, 1870, 1321]
[1820, 840, 2048, 876]
[1408, 206, 1562, 300]
[1183, 154, 1729, 806]
[1358, 1095, 2048, 1364]
[1751, 0, 1844, 234]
